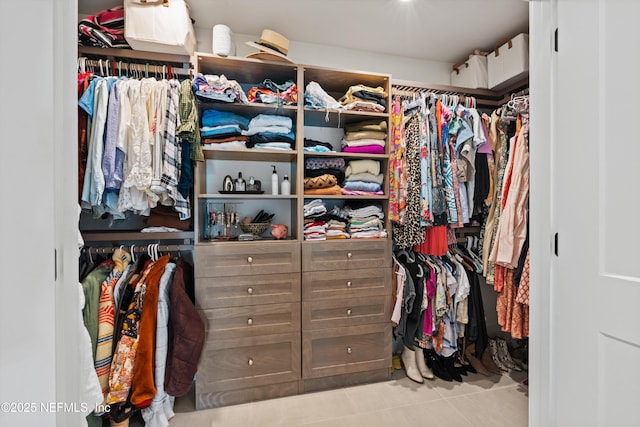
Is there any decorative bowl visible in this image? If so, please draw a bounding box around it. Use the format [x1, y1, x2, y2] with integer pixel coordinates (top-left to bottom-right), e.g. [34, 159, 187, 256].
[240, 222, 270, 235]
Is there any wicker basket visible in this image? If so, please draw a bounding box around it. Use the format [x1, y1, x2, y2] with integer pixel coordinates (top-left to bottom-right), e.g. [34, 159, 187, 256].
[240, 222, 270, 235]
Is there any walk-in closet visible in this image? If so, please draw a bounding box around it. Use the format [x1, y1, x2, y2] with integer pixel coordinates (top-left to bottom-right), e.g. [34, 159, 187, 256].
[4, 1, 640, 427]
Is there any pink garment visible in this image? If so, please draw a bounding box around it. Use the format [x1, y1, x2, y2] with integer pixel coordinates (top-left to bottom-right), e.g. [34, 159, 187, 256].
[477, 120, 493, 154]
[490, 123, 530, 268]
[342, 145, 385, 154]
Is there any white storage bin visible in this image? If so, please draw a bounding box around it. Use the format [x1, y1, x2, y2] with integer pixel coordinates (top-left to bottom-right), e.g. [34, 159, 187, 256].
[124, 0, 196, 55]
[487, 33, 529, 90]
[451, 54, 488, 89]
[212, 24, 236, 57]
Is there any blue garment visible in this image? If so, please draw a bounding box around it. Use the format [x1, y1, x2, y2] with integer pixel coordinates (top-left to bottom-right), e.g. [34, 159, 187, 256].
[103, 78, 123, 190]
[200, 124, 242, 137]
[201, 109, 249, 129]
[247, 131, 295, 145]
[343, 181, 382, 192]
[247, 114, 292, 129]
[177, 140, 192, 200]
[304, 146, 332, 152]
[78, 77, 100, 116]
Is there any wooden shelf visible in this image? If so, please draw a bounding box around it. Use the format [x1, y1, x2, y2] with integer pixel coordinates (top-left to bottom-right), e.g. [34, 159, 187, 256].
[302, 195, 388, 200]
[202, 146, 298, 162]
[198, 194, 298, 200]
[303, 151, 389, 160]
[303, 108, 388, 127]
[78, 46, 191, 67]
[195, 52, 298, 83]
[81, 231, 194, 243]
[198, 102, 298, 117]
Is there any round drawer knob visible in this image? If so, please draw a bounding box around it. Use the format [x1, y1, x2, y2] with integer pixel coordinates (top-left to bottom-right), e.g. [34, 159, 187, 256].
[346, 309, 352, 316]
[247, 318, 253, 326]
[247, 287, 254, 295]
[347, 347, 352, 354]
[346, 281, 352, 288]
[248, 358, 254, 366]
[247, 256, 253, 264]
[347, 252, 353, 259]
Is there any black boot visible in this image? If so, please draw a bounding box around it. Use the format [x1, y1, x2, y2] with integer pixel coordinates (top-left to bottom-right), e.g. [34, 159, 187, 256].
[425, 349, 452, 382]
[444, 356, 463, 382]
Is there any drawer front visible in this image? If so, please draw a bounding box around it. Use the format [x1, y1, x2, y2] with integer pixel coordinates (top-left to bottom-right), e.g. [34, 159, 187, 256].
[196, 273, 301, 309]
[196, 242, 300, 277]
[197, 333, 301, 391]
[302, 296, 390, 330]
[302, 268, 391, 301]
[302, 240, 391, 271]
[201, 303, 300, 340]
[302, 323, 391, 379]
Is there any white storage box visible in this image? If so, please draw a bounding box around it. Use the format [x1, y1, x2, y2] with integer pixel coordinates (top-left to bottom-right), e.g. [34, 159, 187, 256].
[451, 54, 488, 89]
[124, 0, 196, 55]
[487, 33, 529, 90]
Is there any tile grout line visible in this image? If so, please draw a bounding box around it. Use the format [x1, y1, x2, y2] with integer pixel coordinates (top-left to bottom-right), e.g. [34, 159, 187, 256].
[442, 383, 526, 400]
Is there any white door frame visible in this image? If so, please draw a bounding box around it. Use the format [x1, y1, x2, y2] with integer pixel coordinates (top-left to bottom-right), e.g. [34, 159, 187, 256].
[529, 0, 556, 426]
[53, 0, 82, 425]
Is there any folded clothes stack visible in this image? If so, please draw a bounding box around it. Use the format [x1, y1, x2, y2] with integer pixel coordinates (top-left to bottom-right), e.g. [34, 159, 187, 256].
[342, 159, 384, 195]
[303, 199, 327, 241]
[242, 114, 295, 149]
[345, 204, 387, 239]
[193, 73, 248, 103]
[304, 81, 342, 110]
[246, 79, 298, 105]
[200, 109, 250, 149]
[342, 119, 387, 154]
[304, 157, 346, 195]
[326, 219, 350, 239]
[339, 84, 387, 112]
[304, 138, 335, 153]
[78, 6, 129, 48]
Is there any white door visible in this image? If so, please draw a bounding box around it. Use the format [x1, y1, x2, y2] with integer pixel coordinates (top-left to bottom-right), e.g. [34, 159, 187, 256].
[553, 0, 640, 425]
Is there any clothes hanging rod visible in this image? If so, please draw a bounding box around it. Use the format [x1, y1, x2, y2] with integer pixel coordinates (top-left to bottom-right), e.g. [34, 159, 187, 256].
[85, 244, 191, 255]
[80, 58, 191, 78]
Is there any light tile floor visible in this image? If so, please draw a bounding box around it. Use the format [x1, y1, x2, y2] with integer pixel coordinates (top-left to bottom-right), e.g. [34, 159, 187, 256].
[152, 369, 528, 427]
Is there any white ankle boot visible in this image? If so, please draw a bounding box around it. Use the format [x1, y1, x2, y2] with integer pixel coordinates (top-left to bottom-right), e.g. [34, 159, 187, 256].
[401, 347, 424, 383]
[415, 347, 435, 380]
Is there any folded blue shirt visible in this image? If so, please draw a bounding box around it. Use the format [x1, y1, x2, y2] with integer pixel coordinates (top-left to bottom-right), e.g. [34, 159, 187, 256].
[248, 114, 292, 130]
[342, 181, 382, 193]
[200, 124, 242, 137]
[201, 109, 250, 129]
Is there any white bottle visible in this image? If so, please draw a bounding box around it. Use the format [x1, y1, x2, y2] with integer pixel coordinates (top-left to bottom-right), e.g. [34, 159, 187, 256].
[271, 165, 279, 195]
[281, 175, 290, 195]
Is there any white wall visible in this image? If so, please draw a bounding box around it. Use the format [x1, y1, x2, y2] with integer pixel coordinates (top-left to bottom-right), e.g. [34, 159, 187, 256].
[196, 28, 453, 85]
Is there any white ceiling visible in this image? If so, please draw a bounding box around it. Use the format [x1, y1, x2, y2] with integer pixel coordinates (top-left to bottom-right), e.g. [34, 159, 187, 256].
[79, 0, 529, 63]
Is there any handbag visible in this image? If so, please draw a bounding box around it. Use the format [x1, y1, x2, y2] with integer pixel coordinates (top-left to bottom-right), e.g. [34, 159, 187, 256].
[124, 0, 196, 55]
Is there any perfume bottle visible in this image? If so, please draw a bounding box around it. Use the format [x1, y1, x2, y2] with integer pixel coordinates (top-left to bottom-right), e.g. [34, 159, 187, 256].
[235, 172, 246, 192]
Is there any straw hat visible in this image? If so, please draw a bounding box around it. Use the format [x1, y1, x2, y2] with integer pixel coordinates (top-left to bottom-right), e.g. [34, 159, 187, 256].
[246, 29, 294, 63]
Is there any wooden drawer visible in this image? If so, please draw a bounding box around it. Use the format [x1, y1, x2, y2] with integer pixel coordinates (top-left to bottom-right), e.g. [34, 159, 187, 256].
[302, 296, 390, 330]
[196, 273, 300, 309]
[195, 242, 300, 277]
[302, 267, 391, 301]
[197, 333, 301, 391]
[302, 323, 391, 379]
[302, 240, 391, 271]
[201, 303, 300, 340]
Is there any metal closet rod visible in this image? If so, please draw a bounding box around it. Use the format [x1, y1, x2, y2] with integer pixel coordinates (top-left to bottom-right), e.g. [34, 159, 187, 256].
[80, 58, 191, 78]
[85, 244, 191, 255]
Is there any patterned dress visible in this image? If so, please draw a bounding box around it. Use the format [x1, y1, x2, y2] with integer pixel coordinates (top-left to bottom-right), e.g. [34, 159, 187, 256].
[392, 113, 425, 248]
